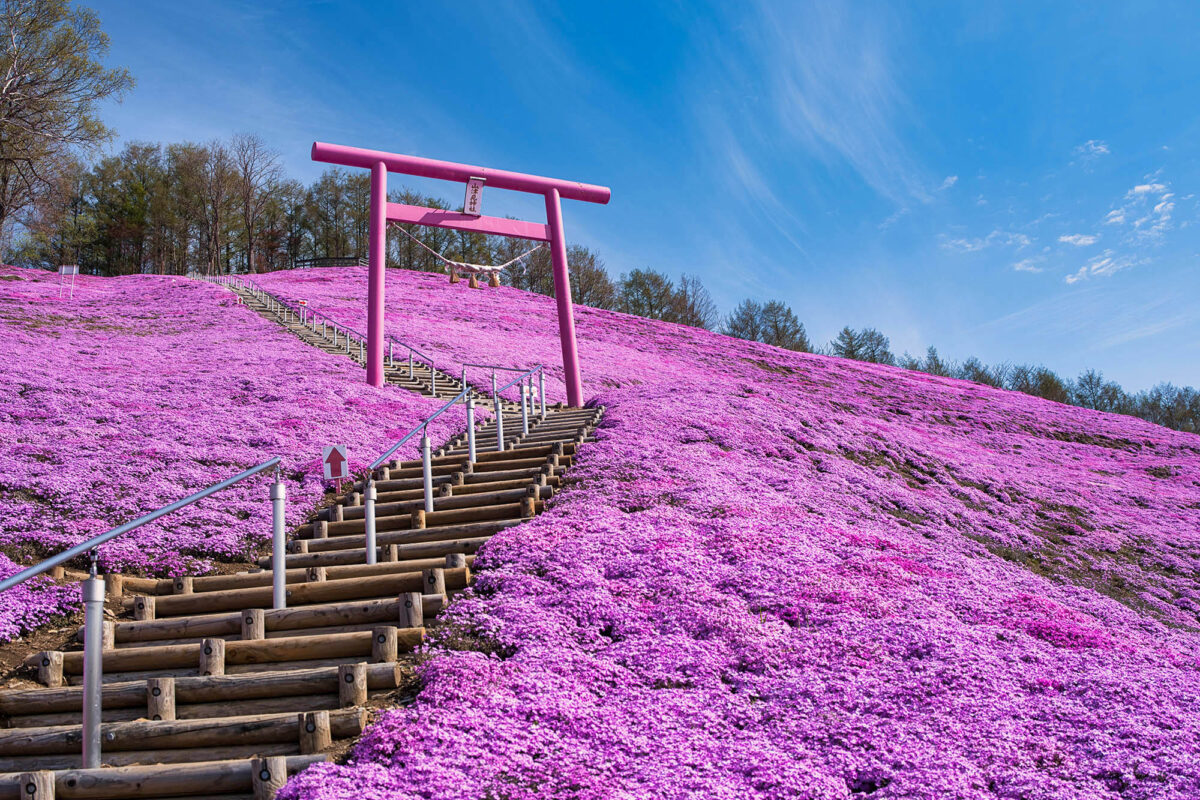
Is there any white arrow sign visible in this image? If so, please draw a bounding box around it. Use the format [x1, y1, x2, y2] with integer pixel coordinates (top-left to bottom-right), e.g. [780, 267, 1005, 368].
[322, 445, 349, 481]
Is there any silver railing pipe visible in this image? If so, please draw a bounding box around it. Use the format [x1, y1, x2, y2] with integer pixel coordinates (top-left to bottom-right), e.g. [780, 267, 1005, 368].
[539, 371, 547, 419]
[364, 480, 378, 565]
[492, 372, 504, 452]
[0, 456, 281, 768]
[421, 436, 434, 514]
[520, 381, 530, 435]
[467, 395, 477, 463]
[0, 458, 282, 592]
[81, 560, 103, 768]
[368, 384, 472, 472]
[271, 475, 286, 610]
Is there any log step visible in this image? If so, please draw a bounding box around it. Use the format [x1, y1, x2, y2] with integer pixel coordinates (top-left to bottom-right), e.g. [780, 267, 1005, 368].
[0, 754, 325, 799]
[29, 628, 421, 684]
[2, 664, 402, 714]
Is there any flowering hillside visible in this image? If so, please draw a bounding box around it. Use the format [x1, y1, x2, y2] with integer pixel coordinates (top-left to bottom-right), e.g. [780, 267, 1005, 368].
[266, 267, 1200, 800]
[0, 267, 458, 640]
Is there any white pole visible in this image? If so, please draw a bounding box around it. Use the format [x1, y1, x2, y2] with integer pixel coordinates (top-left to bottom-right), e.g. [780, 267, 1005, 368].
[271, 479, 286, 610]
[421, 436, 434, 513]
[81, 568, 104, 768]
[520, 382, 530, 435]
[492, 372, 504, 452]
[539, 371, 547, 420]
[467, 395, 477, 463]
[364, 480, 378, 565]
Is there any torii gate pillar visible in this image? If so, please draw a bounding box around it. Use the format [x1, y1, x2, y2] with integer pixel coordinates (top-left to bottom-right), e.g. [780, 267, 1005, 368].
[313, 142, 610, 408]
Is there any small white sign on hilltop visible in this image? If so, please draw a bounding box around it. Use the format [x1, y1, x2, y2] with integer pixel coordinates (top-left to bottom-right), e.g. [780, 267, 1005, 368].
[322, 445, 349, 481]
[58, 265, 79, 299]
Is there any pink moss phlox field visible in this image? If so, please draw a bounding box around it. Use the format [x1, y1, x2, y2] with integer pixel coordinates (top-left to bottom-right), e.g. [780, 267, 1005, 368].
[0, 267, 459, 639]
[268, 267, 1200, 800]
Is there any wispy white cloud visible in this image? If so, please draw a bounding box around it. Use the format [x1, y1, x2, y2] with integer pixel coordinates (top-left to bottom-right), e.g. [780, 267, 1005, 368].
[940, 229, 1031, 253]
[1065, 249, 1145, 284]
[1103, 209, 1125, 225]
[698, 2, 930, 206]
[939, 175, 958, 190]
[1129, 182, 1167, 196]
[878, 206, 910, 230]
[1013, 257, 1044, 273]
[1064, 265, 1089, 284]
[1074, 139, 1110, 160]
[1059, 233, 1098, 246]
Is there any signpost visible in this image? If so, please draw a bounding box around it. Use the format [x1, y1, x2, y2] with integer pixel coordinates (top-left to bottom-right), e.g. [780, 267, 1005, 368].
[58, 265, 79, 299]
[464, 177, 484, 217]
[322, 445, 349, 481]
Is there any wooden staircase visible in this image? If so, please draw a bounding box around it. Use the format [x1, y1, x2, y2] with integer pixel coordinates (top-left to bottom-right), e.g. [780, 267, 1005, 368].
[0, 285, 602, 798]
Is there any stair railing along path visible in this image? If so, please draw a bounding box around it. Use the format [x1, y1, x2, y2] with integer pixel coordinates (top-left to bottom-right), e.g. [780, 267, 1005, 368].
[0, 276, 602, 798]
[0, 459, 290, 790]
[215, 275, 444, 397]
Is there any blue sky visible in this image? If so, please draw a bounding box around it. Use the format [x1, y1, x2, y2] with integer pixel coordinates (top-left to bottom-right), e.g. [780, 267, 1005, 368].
[92, 1, 1199, 391]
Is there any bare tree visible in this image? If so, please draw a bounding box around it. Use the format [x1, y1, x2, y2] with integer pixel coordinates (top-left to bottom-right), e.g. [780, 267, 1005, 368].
[0, 0, 132, 244]
[230, 132, 279, 273]
[199, 140, 234, 275]
[672, 273, 719, 329]
[568, 245, 617, 309]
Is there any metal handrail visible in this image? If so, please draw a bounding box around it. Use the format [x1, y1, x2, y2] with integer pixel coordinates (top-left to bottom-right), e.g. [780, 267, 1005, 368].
[387, 334, 435, 366]
[219, 276, 444, 384]
[497, 365, 542, 394]
[359, 384, 475, 567]
[0, 457, 281, 593]
[0, 456, 285, 771]
[461, 362, 529, 372]
[370, 384, 472, 471]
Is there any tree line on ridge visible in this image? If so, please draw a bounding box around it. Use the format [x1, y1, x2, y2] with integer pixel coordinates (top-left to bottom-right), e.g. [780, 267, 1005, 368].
[7, 134, 1197, 435]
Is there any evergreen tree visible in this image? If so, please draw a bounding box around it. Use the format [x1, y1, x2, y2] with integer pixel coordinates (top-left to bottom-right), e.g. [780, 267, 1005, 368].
[724, 299, 763, 342]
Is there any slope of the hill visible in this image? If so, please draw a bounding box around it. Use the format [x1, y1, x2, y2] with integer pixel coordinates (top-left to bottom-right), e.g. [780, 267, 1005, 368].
[0, 267, 460, 640]
[262, 267, 1200, 800]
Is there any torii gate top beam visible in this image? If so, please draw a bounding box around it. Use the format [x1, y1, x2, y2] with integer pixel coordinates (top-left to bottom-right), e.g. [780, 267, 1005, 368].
[311, 142, 611, 205]
[309, 141, 611, 408]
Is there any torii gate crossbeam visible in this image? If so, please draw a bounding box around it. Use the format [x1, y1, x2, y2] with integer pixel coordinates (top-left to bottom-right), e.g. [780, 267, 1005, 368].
[311, 142, 611, 407]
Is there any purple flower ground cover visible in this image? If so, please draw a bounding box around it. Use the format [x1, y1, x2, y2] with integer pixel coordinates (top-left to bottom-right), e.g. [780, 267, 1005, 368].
[264, 267, 1200, 799]
[0, 266, 458, 640]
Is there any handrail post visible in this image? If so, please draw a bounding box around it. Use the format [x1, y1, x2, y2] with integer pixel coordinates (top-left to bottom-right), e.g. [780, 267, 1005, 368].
[408, 351, 414, 378]
[492, 372, 504, 452]
[359, 340, 364, 363]
[539, 370, 547, 419]
[81, 557, 104, 769]
[388, 341, 393, 367]
[467, 395, 477, 464]
[364, 479, 378, 565]
[520, 381, 530, 435]
[271, 478, 286, 610]
[421, 435, 434, 513]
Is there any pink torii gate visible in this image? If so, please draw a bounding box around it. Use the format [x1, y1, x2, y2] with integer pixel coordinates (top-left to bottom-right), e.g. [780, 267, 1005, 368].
[310, 142, 611, 408]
